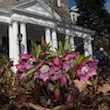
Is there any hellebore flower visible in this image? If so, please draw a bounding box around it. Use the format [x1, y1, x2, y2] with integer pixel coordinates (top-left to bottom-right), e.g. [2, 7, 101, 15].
[66, 94, 74, 103]
[63, 62, 72, 72]
[20, 54, 32, 60]
[53, 57, 60, 66]
[60, 75, 67, 87]
[36, 62, 44, 70]
[63, 52, 78, 61]
[50, 73, 62, 81]
[42, 42, 48, 48]
[55, 89, 60, 101]
[16, 64, 25, 72]
[76, 60, 98, 82]
[0, 68, 4, 76]
[50, 69, 62, 81]
[39, 52, 46, 59]
[24, 62, 34, 70]
[39, 64, 49, 73]
[20, 73, 28, 83]
[34, 64, 50, 82]
[29, 56, 36, 63]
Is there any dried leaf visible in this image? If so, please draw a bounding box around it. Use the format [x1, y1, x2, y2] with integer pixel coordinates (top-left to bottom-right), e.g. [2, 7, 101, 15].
[28, 102, 50, 110]
[74, 79, 92, 92]
[98, 84, 110, 94]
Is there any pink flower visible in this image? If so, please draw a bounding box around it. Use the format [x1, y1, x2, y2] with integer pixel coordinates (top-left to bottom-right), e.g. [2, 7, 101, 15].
[60, 75, 67, 87]
[29, 56, 36, 62]
[39, 52, 46, 59]
[34, 64, 50, 82]
[63, 52, 78, 61]
[42, 42, 48, 48]
[36, 62, 44, 70]
[24, 62, 34, 70]
[66, 94, 74, 103]
[0, 68, 4, 76]
[76, 60, 98, 82]
[50, 69, 62, 81]
[20, 54, 32, 60]
[55, 89, 60, 101]
[50, 73, 62, 81]
[53, 57, 60, 66]
[63, 62, 71, 72]
[20, 73, 28, 83]
[53, 65, 61, 71]
[16, 64, 25, 72]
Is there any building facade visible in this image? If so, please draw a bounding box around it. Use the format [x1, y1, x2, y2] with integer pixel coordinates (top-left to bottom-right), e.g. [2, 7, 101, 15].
[0, 0, 94, 67]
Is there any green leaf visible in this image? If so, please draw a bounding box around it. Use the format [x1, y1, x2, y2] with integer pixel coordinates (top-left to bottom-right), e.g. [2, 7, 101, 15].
[76, 55, 91, 64]
[49, 50, 58, 56]
[64, 39, 69, 50]
[58, 41, 64, 55]
[83, 55, 91, 62]
[26, 66, 37, 77]
[36, 44, 41, 59]
[77, 55, 85, 64]
[74, 102, 81, 110]
[41, 36, 45, 45]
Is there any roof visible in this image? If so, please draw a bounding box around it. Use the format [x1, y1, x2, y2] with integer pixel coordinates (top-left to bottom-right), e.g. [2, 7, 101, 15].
[0, 0, 94, 35]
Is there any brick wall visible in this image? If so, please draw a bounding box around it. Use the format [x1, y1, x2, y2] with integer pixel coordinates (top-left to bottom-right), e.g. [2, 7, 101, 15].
[0, 0, 24, 8]
[46, 0, 71, 23]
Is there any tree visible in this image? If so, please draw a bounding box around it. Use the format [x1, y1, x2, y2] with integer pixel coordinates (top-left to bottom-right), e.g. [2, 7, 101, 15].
[75, 0, 110, 55]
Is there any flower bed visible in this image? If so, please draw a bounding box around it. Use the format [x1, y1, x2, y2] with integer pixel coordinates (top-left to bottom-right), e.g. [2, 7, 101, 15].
[0, 40, 100, 110]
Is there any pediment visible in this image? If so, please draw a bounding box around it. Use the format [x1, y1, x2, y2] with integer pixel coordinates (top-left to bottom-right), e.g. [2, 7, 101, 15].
[14, 0, 61, 20]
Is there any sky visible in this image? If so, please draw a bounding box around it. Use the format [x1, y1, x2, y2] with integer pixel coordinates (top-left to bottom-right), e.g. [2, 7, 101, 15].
[106, 0, 110, 13]
[68, 0, 110, 13]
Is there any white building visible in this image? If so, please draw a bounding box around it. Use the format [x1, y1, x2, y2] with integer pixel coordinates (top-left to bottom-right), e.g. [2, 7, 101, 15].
[0, 0, 94, 66]
[69, 5, 80, 23]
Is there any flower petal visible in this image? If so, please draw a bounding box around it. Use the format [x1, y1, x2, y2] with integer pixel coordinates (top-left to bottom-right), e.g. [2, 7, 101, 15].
[50, 74, 61, 81]
[20, 54, 32, 60]
[34, 71, 40, 79]
[66, 94, 74, 103]
[24, 62, 34, 70]
[53, 57, 60, 66]
[39, 72, 50, 82]
[55, 90, 60, 101]
[20, 73, 28, 83]
[60, 75, 67, 87]
[16, 64, 25, 72]
[63, 62, 71, 72]
[63, 53, 78, 61]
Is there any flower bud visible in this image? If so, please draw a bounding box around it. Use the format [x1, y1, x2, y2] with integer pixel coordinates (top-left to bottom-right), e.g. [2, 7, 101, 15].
[55, 89, 60, 101]
[39, 52, 46, 59]
[66, 94, 74, 103]
[20, 73, 28, 83]
[42, 42, 48, 48]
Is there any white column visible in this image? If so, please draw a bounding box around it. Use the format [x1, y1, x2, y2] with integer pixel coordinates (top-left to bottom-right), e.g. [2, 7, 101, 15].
[57, 0, 61, 7]
[84, 37, 93, 57]
[9, 24, 14, 60]
[70, 36, 75, 51]
[20, 23, 27, 54]
[65, 34, 69, 40]
[12, 21, 19, 65]
[45, 28, 52, 45]
[52, 30, 58, 51]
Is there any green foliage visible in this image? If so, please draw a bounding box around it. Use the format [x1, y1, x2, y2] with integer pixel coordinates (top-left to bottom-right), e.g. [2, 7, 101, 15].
[64, 39, 69, 50]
